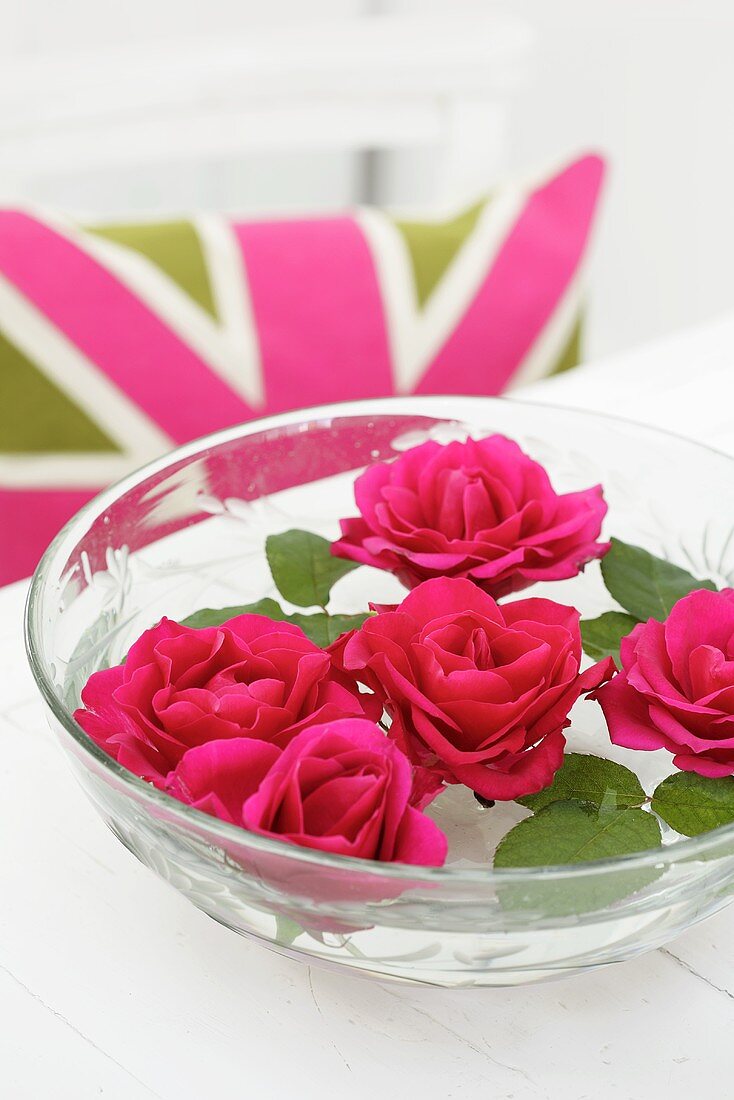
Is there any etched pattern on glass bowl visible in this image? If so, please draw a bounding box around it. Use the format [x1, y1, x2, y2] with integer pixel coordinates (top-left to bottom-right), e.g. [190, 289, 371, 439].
[26, 396, 734, 987]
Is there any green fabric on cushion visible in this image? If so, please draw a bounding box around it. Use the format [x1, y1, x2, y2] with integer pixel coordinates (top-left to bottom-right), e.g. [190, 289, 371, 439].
[550, 315, 584, 376]
[0, 329, 119, 453]
[391, 199, 487, 308]
[88, 219, 219, 319]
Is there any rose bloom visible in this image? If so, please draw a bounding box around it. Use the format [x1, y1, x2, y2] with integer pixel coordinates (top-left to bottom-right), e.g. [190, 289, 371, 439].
[166, 718, 448, 866]
[74, 615, 379, 786]
[332, 577, 614, 801]
[331, 435, 608, 599]
[595, 588, 734, 777]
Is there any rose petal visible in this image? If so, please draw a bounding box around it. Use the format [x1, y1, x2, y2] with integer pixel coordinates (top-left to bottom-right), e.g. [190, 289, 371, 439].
[450, 729, 567, 801]
[167, 738, 281, 822]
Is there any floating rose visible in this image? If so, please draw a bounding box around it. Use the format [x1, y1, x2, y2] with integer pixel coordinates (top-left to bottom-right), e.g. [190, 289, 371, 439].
[167, 719, 447, 866]
[167, 737, 281, 823]
[331, 435, 608, 598]
[595, 588, 734, 777]
[74, 615, 379, 786]
[333, 578, 614, 801]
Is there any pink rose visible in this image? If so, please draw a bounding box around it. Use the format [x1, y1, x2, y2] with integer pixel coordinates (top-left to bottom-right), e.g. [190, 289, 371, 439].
[333, 578, 614, 801]
[74, 615, 379, 786]
[595, 588, 734, 777]
[331, 436, 608, 599]
[167, 719, 448, 866]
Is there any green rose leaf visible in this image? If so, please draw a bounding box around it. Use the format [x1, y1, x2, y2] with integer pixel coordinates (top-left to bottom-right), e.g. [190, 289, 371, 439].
[181, 600, 368, 648]
[287, 611, 370, 648]
[580, 611, 639, 664]
[600, 537, 716, 623]
[651, 771, 734, 836]
[494, 800, 663, 916]
[517, 753, 646, 813]
[266, 529, 360, 608]
[181, 598, 286, 629]
[274, 914, 304, 946]
[495, 799, 661, 869]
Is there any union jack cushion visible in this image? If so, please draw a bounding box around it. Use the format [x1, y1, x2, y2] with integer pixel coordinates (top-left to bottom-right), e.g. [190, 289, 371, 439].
[0, 153, 605, 583]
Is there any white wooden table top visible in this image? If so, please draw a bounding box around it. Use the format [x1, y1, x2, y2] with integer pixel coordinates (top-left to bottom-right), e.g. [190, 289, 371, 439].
[3, 316, 734, 1099]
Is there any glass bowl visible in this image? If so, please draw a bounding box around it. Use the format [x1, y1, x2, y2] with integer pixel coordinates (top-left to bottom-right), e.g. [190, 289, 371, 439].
[25, 396, 734, 987]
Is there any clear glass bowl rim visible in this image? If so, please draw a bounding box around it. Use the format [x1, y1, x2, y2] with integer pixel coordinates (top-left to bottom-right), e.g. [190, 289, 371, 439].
[24, 393, 734, 884]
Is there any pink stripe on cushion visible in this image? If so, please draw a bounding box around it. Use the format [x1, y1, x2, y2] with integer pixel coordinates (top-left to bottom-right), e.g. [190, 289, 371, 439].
[0, 211, 254, 442]
[235, 216, 393, 412]
[0, 487, 95, 584]
[416, 155, 605, 396]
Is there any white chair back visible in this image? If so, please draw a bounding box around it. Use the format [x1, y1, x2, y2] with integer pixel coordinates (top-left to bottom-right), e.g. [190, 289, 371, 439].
[0, 12, 533, 214]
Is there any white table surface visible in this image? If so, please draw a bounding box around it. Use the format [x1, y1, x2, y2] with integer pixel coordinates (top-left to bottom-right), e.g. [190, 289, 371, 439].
[3, 315, 734, 1100]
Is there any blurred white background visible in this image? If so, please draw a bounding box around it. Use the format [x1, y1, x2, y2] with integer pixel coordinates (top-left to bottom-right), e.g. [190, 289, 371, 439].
[1, 0, 732, 360]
